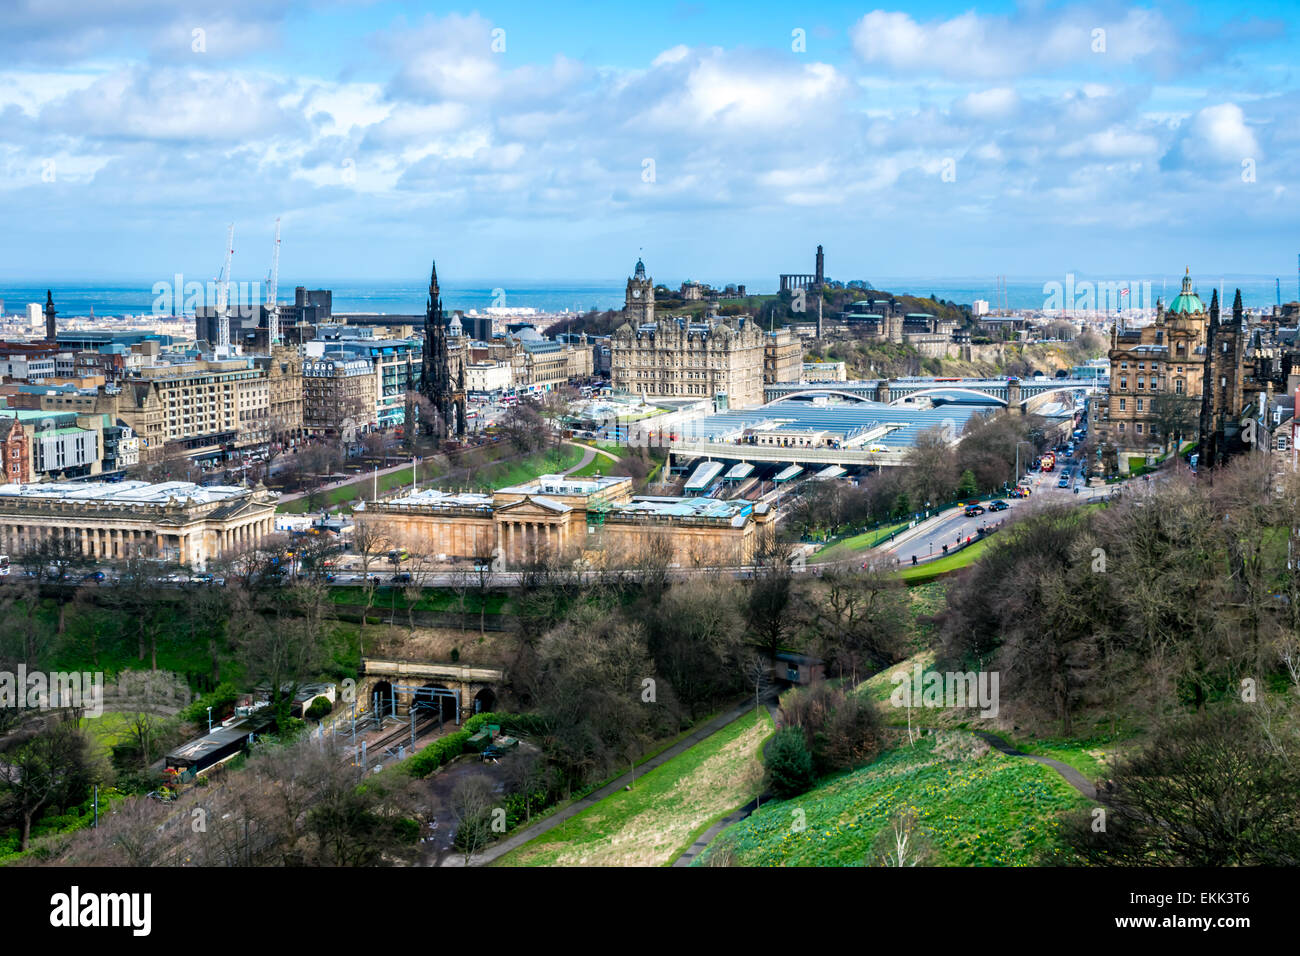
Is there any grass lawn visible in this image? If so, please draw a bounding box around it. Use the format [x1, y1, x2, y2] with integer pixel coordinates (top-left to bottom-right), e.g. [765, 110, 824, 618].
[698, 733, 1087, 866]
[495, 708, 774, 867]
[897, 536, 995, 582]
[815, 520, 913, 562]
[279, 465, 418, 514]
[79, 711, 141, 761]
[478, 444, 585, 488]
[278, 445, 586, 514]
[567, 450, 623, 478]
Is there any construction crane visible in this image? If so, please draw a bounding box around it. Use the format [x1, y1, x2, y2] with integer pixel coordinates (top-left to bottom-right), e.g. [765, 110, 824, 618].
[215, 223, 234, 350]
[265, 218, 281, 346]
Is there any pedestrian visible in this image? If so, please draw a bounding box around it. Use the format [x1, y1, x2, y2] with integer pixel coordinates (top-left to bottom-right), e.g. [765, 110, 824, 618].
[911, 554, 917, 565]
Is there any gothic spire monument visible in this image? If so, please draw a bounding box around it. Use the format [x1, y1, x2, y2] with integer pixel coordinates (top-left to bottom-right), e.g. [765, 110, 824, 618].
[419, 261, 466, 440]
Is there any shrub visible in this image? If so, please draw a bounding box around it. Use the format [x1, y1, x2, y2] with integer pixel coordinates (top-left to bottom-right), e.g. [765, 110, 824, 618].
[765, 727, 815, 798]
[179, 682, 240, 725]
[305, 696, 333, 721]
[405, 730, 472, 778]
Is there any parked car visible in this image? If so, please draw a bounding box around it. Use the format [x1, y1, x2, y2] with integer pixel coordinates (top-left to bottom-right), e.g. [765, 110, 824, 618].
[989, 500, 1009, 512]
[392, 572, 413, 584]
[964, 505, 985, 517]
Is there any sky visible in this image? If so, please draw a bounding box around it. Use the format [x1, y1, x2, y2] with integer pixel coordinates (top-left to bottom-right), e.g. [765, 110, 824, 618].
[2, 0, 1299, 288]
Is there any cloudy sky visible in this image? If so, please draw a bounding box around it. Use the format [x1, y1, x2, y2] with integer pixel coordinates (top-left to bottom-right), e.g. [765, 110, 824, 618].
[2, 0, 1298, 286]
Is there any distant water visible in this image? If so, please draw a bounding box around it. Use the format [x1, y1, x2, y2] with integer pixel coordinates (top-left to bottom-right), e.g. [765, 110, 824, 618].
[1, 275, 1293, 318]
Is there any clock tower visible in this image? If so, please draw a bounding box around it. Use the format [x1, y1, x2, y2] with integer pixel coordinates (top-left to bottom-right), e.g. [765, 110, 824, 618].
[624, 257, 654, 325]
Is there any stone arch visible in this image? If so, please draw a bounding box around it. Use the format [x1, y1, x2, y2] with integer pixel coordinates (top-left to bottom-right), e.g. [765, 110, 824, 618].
[473, 687, 497, 714]
[372, 680, 394, 719]
[413, 683, 457, 723]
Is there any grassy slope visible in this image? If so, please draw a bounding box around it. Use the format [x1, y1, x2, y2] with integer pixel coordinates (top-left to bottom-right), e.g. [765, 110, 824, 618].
[278, 444, 587, 514]
[814, 520, 913, 562]
[699, 734, 1087, 866]
[496, 708, 774, 867]
[897, 536, 994, 582]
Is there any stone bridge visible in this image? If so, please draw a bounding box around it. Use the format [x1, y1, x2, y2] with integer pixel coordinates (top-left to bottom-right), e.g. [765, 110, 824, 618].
[360, 658, 505, 724]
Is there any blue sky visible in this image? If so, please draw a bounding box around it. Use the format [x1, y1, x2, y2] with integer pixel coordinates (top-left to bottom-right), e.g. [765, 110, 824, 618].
[2, 1, 1299, 288]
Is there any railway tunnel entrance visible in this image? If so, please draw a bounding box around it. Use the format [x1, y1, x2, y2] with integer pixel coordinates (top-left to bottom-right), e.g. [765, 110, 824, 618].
[413, 683, 458, 724]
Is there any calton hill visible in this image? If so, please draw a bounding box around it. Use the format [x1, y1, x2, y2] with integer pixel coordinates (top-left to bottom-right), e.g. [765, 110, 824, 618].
[3, 421, 1299, 866]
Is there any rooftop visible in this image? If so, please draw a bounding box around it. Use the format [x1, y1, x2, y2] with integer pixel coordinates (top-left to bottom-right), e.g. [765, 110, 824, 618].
[0, 479, 255, 505]
[497, 474, 626, 496]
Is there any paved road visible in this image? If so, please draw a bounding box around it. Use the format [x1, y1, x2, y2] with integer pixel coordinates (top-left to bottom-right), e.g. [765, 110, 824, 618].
[872, 459, 1109, 568]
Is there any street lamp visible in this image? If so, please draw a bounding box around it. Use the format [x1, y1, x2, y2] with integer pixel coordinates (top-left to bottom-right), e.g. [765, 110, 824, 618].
[1014, 441, 1033, 479]
[206, 706, 213, 733]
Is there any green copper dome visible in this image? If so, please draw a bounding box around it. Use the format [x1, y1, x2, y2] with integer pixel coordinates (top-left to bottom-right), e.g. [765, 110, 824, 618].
[1167, 268, 1205, 314]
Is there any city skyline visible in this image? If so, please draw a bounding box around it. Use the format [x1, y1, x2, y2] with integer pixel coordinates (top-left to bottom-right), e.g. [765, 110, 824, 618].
[3, 1, 1299, 281]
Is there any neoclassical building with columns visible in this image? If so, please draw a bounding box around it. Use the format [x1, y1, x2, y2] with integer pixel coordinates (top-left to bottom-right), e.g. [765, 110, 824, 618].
[358, 473, 773, 569]
[0, 480, 278, 568]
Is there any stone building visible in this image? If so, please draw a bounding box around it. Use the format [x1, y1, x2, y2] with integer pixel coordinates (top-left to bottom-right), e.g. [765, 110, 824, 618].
[0, 479, 278, 568]
[1096, 270, 1251, 470]
[358, 473, 774, 569]
[0, 416, 30, 484]
[611, 311, 766, 409]
[624, 258, 655, 325]
[115, 357, 274, 465]
[764, 329, 802, 384]
[302, 356, 378, 438]
[256, 344, 304, 451]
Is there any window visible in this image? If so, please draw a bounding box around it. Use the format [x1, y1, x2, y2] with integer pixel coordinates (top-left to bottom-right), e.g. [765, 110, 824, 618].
[1118, 423, 1126, 432]
[1136, 423, 1144, 434]
[1120, 378, 1128, 390]
[1136, 399, 1144, 411]
[1175, 379, 1184, 394]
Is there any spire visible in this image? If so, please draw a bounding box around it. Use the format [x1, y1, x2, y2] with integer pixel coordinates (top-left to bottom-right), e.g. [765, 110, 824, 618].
[1209, 287, 1219, 322]
[1232, 288, 1244, 326]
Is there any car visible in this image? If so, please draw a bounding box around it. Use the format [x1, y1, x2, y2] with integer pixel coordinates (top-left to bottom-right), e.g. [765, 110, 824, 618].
[989, 500, 1009, 512]
[392, 572, 413, 584]
[964, 505, 985, 517]
[1058, 475, 1070, 488]
[81, 570, 106, 583]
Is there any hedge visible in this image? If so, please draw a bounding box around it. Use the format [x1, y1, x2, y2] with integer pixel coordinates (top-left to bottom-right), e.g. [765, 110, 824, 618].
[179, 682, 240, 725]
[462, 711, 547, 737]
[405, 730, 472, 778]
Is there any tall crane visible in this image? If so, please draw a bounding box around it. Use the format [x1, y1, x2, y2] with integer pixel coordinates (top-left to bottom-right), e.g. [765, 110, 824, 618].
[265, 217, 281, 346]
[215, 223, 234, 350]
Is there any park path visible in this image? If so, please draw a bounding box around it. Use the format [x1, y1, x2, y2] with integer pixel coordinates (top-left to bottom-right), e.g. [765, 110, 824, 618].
[462, 696, 765, 867]
[672, 700, 781, 867]
[974, 731, 1101, 801]
[560, 440, 622, 477]
[671, 721, 1101, 869]
[276, 457, 417, 506]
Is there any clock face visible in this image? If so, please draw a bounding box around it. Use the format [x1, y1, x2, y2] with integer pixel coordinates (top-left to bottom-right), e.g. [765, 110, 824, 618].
[632, 289, 641, 298]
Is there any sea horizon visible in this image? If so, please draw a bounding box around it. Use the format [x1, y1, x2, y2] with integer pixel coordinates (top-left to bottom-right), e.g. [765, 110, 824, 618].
[0, 273, 1293, 319]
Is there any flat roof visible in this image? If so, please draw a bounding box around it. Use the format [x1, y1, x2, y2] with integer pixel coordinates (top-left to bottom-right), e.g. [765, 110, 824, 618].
[814, 465, 847, 479]
[773, 465, 803, 482]
[684, 460, 725, 491]
[497, 474, 626, 496]
[723, 462, 755, 480]
[618, 495, 753, 522]
[681, 399, 988, 450]
[0, 479, 253, 505]
[380, 488, 493, 509]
